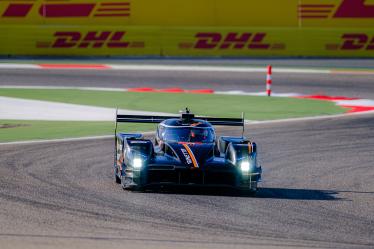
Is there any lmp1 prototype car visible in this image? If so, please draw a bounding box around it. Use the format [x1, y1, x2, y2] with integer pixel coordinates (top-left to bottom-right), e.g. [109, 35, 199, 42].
[113, 109, 262, 193]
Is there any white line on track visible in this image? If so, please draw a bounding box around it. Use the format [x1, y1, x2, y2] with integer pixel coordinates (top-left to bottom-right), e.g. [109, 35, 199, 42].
[109, 64, 331, 74]
[1, 86, 374, 145]
[0, 132, 155, 146]
[0, 85, 126, 92]
[0, 63, 39, 69]
[0, 135, 113, 146]
[0, 63, 331, 74]
[0, 86, 301, 97]
[1, 63, 374, 75]
[0, 96, 175, 121]
[335, 99, 374, 107]
[2, 111, 374, 146]
[246, 110, 374, 125]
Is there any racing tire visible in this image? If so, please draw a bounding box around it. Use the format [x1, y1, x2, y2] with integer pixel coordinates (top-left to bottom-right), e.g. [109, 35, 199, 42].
[121, 177, 144, 191]
[114, 168, 121, 184]
[115, 174, 121, 184]
[238, 182, 258, 196]
[239, 188, 258, 197]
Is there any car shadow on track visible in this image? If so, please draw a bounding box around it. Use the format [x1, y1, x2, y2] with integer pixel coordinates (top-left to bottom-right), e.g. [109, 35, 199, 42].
[142, 186, 341, 200]
[256, 187, 340, 200]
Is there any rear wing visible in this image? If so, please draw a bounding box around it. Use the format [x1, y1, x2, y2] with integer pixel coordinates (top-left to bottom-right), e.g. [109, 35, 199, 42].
[200, 117, 243, 127]
[116, 114, 179, 124]
[114, 110, 245, 137]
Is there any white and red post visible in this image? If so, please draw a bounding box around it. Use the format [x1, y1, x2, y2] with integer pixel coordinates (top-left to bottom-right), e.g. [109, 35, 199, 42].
[266, 65, 272, 97]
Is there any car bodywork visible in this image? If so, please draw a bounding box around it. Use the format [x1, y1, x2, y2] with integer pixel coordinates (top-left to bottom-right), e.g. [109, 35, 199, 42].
[114, 110, 262, 192]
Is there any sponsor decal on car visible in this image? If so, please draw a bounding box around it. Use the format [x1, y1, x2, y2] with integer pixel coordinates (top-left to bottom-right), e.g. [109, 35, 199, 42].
[181, 148, 192, 165]
[181, 144, 199, 168]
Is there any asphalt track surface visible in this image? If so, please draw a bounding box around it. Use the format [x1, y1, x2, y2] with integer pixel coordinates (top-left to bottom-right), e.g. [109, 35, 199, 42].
[1, 59, 374, 98]
[0, 59, 374, 249]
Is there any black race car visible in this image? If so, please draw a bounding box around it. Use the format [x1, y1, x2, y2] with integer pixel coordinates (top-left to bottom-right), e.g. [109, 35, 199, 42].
[113, 109, 262, 193]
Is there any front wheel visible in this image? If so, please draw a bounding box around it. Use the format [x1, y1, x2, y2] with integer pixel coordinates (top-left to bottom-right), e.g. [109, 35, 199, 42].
[238, 181, 258, 196]
[114, 167, 121, 184]
[244, 189, 257, 196]
[121, 176, 144, 191]
[248, 181, 258, 193]
[239, 188, 258, 196]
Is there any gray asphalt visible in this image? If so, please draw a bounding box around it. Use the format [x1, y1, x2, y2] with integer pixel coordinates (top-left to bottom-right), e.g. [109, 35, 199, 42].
[0, 59, 374, 249]
[0, 114, 373, 249]
[1, 59, 374, 98]
[2, 58, 374, 68]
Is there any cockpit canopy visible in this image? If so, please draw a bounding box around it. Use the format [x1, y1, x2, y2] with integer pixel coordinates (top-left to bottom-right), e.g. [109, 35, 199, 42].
[158, 124, 215, 143]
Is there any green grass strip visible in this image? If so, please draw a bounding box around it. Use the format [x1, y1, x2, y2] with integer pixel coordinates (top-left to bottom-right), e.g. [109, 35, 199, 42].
[0, 120, 155, 143]
[0, 89, 346, 120]
[0, 89, 347, 142]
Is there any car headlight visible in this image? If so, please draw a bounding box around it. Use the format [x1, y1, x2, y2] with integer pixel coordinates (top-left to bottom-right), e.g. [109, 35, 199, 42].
[241, 159, 257, 172]
[240, 161, 250, 172]
[133, 158, 142, 169]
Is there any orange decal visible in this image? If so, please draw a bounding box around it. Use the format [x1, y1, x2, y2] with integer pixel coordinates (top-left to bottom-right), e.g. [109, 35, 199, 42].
[190, 122, 201, 127]
[248, 142, 253, 154]
[182, 144, 199, 168]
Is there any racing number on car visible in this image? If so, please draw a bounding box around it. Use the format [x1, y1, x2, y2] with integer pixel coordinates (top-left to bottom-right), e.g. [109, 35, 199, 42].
[181, 148, 193, 165]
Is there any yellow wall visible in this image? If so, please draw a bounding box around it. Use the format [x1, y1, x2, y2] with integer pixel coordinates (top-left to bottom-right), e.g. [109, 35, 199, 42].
[1, 0, 374, 57]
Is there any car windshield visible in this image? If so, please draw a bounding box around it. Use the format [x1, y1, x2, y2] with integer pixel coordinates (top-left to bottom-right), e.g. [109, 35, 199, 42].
[160, 126, 215, 143]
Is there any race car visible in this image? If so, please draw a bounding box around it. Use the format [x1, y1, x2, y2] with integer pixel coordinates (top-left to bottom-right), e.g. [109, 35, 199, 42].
[113, 109, 262, 193]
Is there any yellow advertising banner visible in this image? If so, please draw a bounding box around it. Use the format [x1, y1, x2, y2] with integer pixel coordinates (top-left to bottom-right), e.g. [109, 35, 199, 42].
[0, 0, 374, 57]
[162, 28, 374, 57]
[1, 26, 373, 57]
[0, 26, 160, 56]
[1, 0, 374, 27]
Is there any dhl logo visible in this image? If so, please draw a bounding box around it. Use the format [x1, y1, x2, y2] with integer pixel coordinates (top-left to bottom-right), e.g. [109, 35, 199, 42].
[36, 31, 144, 49]
[326, 33, 374, 51]
[2, 0, 130, 18]
[299, 0, 374, 19]
[180, 32, 285, 50]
